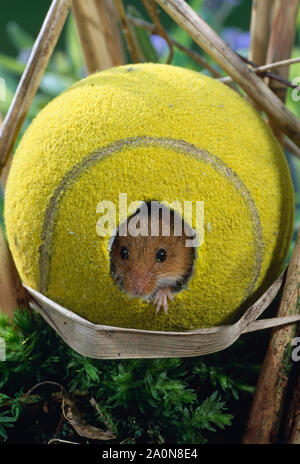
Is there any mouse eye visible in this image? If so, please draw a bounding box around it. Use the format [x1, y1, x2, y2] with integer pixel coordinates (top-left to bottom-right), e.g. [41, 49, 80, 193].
[120, 246, 129, 260]
[156, 248, 167, 263]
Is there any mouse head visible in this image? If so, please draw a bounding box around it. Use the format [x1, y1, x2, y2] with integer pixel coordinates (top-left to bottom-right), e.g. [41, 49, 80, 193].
[109, 201, 196, 299]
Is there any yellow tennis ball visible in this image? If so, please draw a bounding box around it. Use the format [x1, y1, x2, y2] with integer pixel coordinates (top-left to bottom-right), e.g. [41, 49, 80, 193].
[4, 63, 294, 331]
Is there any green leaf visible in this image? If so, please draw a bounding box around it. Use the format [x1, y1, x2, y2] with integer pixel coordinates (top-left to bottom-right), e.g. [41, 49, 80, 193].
[0, 53, 25, 75]
[0, 416, 15, 423]
[0, 426, 8, 440]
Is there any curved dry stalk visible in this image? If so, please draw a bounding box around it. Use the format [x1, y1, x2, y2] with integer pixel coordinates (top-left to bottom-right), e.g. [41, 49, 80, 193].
[141, 0, 174, 64]
[0, 0, 72, 176]
[127, 15, 222, 78]
[114, 0, 143, 63]
[24, 380, 116, 440]
[154, 0, 300, 148]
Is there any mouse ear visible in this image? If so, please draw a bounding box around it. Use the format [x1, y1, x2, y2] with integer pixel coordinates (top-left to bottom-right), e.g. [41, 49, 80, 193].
[108, 232, 118, 252]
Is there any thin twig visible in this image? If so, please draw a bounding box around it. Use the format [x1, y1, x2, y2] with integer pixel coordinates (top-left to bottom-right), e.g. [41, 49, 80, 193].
[24, 381, 116, 441]
[252, 57, 300, 73]
[0, 0, 72, 176]
[141, 0, 174, 64]
[127, 15, 222, 78]
[154, 0, 300, 148]
[24, 381, 64, 397]
[114, 0, 143, 63]
[219, 57, 300, 84]
[237, 54, 298, 89]
[260, 71, 297, 89]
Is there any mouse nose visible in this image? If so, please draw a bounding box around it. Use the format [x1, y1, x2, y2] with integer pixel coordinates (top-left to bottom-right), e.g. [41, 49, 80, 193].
[130, 272, 154, 296]
[133, 279, 148, 296]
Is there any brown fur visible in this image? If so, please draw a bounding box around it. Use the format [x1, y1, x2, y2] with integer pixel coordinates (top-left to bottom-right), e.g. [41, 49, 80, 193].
[109, 202, 196, 299]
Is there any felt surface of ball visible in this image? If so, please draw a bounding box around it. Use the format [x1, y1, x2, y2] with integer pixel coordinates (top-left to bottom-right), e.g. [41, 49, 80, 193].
[4, 63, 294, 331]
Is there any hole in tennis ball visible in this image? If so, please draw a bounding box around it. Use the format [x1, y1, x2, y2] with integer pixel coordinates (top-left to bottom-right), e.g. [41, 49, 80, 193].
[109, 201, 197, 300]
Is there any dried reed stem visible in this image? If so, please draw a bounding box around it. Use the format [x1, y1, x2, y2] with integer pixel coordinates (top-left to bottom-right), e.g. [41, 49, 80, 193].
[249, 0, 273, 66]
[266, 0, 299, 100]
[0, 110, 29, 320]
[242, 230, 300, 444]
[289, 411, 300, 443]
[0, 108, 7, 191]
[0, 156, 12, 192]
[154, 0, 300, 148]
[0, 224, 30, 320]
[95, 0, 126, 67]
[72, 0, 119, 73]
[265, 0, 300, 143]
[127, 15, 222, 77]
[114, 0, 143, 63]
[283, 369, 300, 443]
[0, 0, 72, 176]
[249, 0, 279, 115]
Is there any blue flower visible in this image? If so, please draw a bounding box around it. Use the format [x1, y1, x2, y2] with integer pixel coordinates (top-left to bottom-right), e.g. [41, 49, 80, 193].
[150, 34, 168, 58]
[221, 27, 250, 51]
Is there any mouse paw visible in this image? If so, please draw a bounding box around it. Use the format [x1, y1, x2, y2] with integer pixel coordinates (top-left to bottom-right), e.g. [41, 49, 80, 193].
[153, 287, 174, 314]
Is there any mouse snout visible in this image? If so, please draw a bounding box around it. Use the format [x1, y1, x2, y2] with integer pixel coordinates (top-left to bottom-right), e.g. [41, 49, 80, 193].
[126, 271, 155, 297]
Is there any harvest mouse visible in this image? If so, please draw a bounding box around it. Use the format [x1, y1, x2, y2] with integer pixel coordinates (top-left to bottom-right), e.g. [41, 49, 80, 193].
[109, 201, 196, 314]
